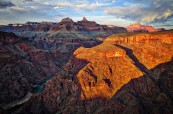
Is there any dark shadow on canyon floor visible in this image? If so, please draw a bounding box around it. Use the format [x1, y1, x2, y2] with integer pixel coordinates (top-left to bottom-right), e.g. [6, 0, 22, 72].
[0, 32, 104, 112]
[1, 55, 173, 114]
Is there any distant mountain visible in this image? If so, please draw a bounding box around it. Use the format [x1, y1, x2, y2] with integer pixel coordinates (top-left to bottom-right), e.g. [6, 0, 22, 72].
[0, 17, 127, 39]
[126, 23, 165, 32]
[0, 22, 55, 32]
[1, 19, 165, 39]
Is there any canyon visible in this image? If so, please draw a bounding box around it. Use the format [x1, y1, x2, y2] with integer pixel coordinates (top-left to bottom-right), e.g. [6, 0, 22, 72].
[0, 30, 172, 114]
[0, 17, 172, 114]
[0, 17, 127, 39]
[0, 30, 102, 112]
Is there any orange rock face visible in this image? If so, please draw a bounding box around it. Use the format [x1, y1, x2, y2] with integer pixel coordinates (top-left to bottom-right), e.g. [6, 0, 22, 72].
[126, 23, 165, 32]
[105, 31, 173, 44]
[15, 31, 173, 114]
[74, 31, 173, 100]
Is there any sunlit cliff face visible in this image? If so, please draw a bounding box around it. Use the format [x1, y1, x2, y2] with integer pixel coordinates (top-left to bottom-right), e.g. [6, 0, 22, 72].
[73, 31, 173, 100]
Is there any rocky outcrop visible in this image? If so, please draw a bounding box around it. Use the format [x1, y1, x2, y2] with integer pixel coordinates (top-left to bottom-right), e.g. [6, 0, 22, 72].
[15, 31, 173, 114]
[74, 31, 173, 100]
[0, 31, 20, 45]
[0, 17, 128, 38]
[0, 31, 103, 112]
[49, 17, 103, 32]
[7, 22, 55, 32]
[105, 31, 173, 44]
[0, 31, 58, 109]
[126, 23, 165, 32]
[82, 17, 88, 22]
[51, 17, 126, 34]
[77, 17, 102, 31]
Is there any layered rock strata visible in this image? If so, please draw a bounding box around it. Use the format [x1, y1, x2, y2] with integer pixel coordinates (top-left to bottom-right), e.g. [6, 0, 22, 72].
[15, 31, 173, 114]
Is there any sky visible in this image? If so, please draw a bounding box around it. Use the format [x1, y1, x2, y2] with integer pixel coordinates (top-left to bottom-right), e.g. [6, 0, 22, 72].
[0, 0, 173, 29]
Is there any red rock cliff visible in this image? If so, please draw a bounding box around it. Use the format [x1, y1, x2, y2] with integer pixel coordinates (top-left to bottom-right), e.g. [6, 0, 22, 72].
[15, 31, 173, 114]
[126, 23, 165, 32]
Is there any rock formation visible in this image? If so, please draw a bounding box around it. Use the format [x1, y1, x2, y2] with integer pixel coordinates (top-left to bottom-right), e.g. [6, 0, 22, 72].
[75, 31, 173, 100]
[0, 31, 59, 109]
[12, 30, 173, 114]
[0, 18, 172, 114]
[126, 23, 165, 32]
[0, 31, 20, 45]
[105, 32, 173, 44]
[0, 31, 103, 112]
[77, 17, 103, 31]
[82, 17, 88, 22]
[0, 17, 127, 39]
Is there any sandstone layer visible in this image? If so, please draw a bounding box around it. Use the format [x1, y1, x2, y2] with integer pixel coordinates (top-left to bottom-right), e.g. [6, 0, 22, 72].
[126, 23, 165, 32]
[15, 31, 173, 114]
[0, 17, 127, 39]
[0, 31, 102, 111]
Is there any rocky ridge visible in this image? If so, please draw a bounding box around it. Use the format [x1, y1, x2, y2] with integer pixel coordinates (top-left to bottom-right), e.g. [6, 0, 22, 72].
[15, 31, 173, 114]
[0, 31, 58, 108]
[126, 23, 165, 32]
[0, 17, 127, 39]
[0, 31, 102, 112]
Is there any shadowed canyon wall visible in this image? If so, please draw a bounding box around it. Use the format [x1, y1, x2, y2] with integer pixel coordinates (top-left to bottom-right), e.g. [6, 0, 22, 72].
[0, 31, 103, 112]
[6, 31, 173, 114]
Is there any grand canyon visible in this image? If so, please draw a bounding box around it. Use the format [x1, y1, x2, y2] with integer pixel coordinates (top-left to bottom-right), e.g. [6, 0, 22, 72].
[0, 17, 173, 114]
[0, 0, 173, 114]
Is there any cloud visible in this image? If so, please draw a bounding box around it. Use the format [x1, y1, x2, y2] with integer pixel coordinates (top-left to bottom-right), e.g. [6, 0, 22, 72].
[53, 1, 109, 11]
[95, 0, 117, 3]
[0, 1, 58, 24]
[155, 20, 173, 29]
[56, 14, 68, 17]
[23, 0, 33, 2]
[141, 9, 173, 23]
[75, 2, 108, 10]
[0, 0, 112, 24]
[156, 24, 173, 27]
[104, 0, 173, 24]
[0, 1, 15, 9]
[0, 0, 172, 30]
[104, 4, 146, 18]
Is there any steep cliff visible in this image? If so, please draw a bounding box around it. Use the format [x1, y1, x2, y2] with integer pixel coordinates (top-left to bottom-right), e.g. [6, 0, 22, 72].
[0, 31, 58, 109]
[126, 23, 165, 32]
[0, 31, 102, 112]
[75, 31, 173, 100]
[0, 17, 127, 39]
[15, 31, 173, 114]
